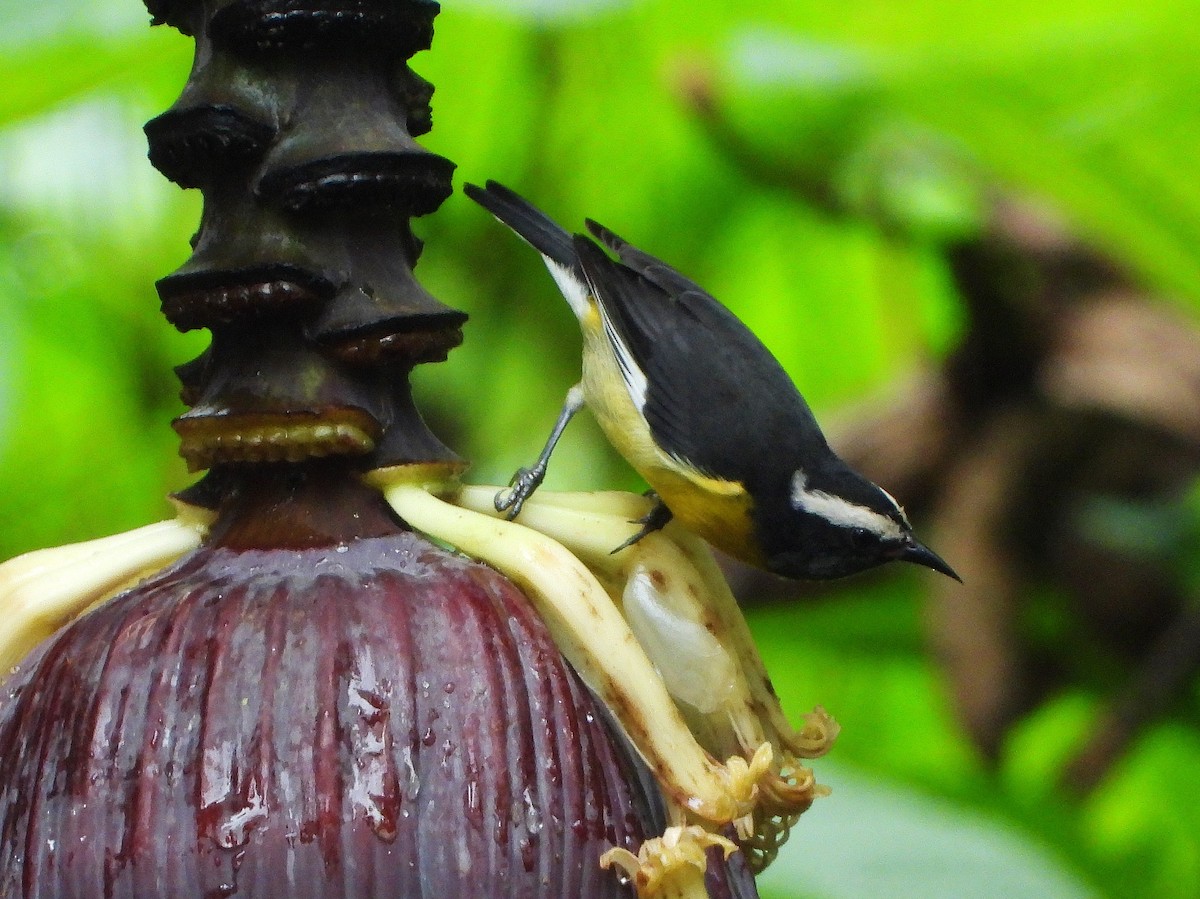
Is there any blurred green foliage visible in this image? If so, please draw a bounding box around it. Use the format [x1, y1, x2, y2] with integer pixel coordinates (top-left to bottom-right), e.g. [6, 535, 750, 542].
[1, 0, 1199, 896]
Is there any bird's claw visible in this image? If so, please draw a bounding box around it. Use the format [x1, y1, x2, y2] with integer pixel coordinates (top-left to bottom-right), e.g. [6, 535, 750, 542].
[494, 465, 545, 519]
[611, 500, 674, 554]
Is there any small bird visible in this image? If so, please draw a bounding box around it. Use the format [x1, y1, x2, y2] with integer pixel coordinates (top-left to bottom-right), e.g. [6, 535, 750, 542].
[465, 180, 959, 581]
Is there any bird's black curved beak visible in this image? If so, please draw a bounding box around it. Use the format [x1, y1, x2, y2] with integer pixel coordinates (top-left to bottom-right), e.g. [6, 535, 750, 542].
[895, 538, 961, 582]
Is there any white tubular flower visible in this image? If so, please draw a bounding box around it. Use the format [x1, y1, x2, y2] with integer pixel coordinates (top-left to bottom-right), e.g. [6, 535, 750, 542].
[0, 504, 213, 678]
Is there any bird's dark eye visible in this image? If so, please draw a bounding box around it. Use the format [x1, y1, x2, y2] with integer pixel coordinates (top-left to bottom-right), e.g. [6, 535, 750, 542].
[848, 527, 873, 548]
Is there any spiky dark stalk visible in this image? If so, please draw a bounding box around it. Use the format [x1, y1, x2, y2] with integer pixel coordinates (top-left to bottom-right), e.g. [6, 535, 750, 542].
[143, 0, 464, 479]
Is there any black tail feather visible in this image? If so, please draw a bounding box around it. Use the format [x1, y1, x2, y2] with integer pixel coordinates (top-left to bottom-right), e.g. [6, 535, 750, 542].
[464, 180, 576, 269]
[584, 218, 630, 256]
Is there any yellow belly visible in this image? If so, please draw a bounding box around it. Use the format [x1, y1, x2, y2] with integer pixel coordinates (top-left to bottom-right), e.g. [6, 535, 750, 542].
[578, 309, 764, 567]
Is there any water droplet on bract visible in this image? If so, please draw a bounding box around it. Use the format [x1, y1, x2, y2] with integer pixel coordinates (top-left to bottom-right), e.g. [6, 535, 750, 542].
[465, 780, 481, 824]
[518, 836, 535, 872]
[335, 543, 349, 554]
[522, 786, 542, 835]
[209, 782, 268, 849]
[401, 747, 421, 800]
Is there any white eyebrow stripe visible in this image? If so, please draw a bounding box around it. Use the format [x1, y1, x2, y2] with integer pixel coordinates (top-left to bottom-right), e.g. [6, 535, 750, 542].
[790, 470, 905, 539]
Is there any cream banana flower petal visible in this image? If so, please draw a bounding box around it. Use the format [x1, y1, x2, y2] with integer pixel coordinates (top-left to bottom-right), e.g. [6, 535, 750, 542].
[456, 487, 838, 760]
[450, 485, 834, 870]
[0, 506, 214, 678]
[376, 478, 770, 825]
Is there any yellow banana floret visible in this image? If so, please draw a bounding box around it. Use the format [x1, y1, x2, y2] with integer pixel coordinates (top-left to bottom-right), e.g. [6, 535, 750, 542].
[456, 487, 743, 714]
[668, 525, 840, 759]
[454, 488, 836, 764]
[450, 485, 835, 869]
[600, 825, 738, 899]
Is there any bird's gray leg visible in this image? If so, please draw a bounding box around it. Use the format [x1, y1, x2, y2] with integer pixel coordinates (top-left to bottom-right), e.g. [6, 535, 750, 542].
[495, 384, 586, 519]
[610, 495, 673, 554]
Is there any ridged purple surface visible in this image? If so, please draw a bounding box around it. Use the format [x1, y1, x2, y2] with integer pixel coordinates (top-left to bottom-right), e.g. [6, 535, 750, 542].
[0, 532, 706, 898]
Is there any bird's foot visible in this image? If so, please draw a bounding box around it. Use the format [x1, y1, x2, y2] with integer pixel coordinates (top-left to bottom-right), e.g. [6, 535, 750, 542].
[611, 499, 673, 554]
[494, 465, 546, 519]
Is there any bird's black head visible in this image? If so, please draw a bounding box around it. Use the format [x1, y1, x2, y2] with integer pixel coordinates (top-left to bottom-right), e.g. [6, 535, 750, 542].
[759, 464, 959, 582]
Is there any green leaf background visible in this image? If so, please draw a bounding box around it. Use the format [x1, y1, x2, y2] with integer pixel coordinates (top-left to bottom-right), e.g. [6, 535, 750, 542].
[1, 1, 1198, 896]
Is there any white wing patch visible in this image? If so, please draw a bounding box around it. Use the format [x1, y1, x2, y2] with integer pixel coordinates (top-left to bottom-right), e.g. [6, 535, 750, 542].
[790, 470, 905, 540]
[572, 259, 649, 413]
[598, 304, 649, 412]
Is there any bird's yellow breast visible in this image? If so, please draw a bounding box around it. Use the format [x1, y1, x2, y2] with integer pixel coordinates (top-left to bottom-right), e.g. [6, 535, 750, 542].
[577, 305, 764, 567]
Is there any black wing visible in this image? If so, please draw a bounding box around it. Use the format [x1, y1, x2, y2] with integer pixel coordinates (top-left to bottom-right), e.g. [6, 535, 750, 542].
[586, 219, 707, 298]
[573, 233, 827, 488]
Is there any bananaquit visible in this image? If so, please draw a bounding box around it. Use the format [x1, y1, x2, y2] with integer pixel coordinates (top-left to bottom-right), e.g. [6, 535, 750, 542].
[465, 180, 959, 582]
